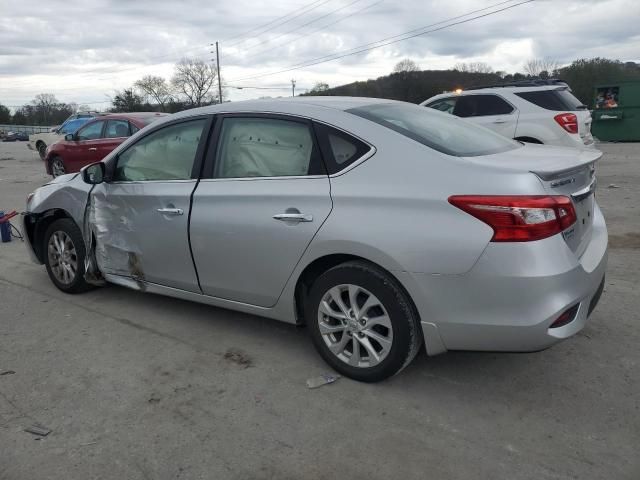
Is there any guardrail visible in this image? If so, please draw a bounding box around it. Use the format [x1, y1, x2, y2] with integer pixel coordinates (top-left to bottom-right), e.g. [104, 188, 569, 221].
[0, 124, 55, 134]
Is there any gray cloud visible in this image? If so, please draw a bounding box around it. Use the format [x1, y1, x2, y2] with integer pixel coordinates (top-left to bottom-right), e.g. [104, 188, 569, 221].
[0, 0, 638, 106]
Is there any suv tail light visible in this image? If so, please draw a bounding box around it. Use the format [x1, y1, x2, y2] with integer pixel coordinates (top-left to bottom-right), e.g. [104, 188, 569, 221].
[554, 113, 579, 134]
[448, 195, 577, 242]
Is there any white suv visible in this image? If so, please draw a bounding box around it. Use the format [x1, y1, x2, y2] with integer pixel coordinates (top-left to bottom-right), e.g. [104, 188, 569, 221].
[421, 81, 595, 149]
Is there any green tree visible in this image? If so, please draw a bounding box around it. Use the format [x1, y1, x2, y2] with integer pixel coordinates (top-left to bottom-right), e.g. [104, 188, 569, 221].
[111, 89, 145, 112]
[308, 82, 330, 95]
[559, 58, 640, 105]
[0, 103, 11, 123]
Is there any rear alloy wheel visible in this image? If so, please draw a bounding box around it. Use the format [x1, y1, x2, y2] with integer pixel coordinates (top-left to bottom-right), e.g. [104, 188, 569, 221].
[50, 156, 66, 177]
[307, 261, 422, 382]
[43, 218, 92, 293]
[37, 143, 47, 160]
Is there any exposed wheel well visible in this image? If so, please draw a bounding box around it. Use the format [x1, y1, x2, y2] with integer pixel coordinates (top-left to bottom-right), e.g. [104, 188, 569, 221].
[28, 209, 76, 263]
[294, 254, 419, 325]
[514, 136, 543, 144]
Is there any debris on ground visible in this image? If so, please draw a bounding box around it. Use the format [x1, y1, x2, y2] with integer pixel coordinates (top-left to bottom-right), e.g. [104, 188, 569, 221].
[24, 423, 51, 437]
[223, 348, 252, 368]
[148, 394, 161, 404]
[608, 184, 621, 188]
[0, 369, 15, 376]
[306, 374, 341, 389]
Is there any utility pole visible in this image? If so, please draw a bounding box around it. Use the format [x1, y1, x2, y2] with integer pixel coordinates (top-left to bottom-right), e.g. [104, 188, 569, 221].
[291, 79, 296, 97]
[216, 42, 223, 104]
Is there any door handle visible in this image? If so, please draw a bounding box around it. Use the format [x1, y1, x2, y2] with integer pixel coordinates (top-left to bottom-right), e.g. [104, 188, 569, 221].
[157, 208, 184, 215]
[273, 213, 313, 222]
[88, 147, 98, 151]
[492, 119, 508, 124]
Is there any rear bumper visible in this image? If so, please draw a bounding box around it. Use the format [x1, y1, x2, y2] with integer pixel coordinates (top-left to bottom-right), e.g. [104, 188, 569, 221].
[402, 203, 608, 354]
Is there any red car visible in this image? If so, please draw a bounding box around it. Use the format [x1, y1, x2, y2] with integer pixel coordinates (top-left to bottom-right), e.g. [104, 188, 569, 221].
[44, 112, 169, 177]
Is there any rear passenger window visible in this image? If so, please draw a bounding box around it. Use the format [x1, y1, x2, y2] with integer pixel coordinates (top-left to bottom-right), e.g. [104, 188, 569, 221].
[453, 95, 514, 117]
[105, 119, 130, 138]
[314, 123, 371, 174]
[214, 117, 324, 178]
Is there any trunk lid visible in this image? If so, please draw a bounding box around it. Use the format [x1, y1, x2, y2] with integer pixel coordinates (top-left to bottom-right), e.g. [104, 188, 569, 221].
[464, 143, 601, 256]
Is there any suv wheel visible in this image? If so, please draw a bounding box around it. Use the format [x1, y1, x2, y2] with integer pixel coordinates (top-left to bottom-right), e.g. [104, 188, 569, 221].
[37, 142, 47, 159]
[306, 261, 422, 382]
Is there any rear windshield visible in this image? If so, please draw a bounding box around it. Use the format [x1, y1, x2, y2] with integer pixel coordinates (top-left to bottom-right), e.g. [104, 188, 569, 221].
[348, 103, 519, 157]
[515, 88, 587, 111]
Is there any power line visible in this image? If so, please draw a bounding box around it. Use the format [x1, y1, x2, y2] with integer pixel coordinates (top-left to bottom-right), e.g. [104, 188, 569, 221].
[221, 0, 327, 43]
[228, 0, 534, 83]
[225, 0, 335, 47]
[241, 0, 383, 63]
[240, 0, 366, 53]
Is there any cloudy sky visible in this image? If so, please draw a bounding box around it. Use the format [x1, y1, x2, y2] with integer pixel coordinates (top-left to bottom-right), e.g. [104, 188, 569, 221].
[0, 0, 638, 110]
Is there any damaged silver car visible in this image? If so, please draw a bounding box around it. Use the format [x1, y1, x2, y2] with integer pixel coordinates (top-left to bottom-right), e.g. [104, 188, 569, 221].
[22, 97, 607, 382]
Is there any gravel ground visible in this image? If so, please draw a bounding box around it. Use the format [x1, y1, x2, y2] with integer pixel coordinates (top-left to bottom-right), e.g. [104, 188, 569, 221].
[0, 141, 638, 479]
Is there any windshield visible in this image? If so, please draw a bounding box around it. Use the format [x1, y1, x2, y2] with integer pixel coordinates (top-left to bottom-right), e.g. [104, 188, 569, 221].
[348, 103, 520, 157]
[59, 117, 92, 134]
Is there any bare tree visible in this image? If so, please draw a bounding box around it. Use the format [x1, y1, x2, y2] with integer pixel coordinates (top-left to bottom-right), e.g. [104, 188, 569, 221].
[172, 58, 220, 107]
[453, 62, 494, 74]
[135, 75, 172, 111]
[393, 59, 420, 73]
[524, 57, 561, 77]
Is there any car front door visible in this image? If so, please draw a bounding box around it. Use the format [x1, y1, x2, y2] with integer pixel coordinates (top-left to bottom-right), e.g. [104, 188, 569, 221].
[190, 114, 332, 307]
[89, 117, 211, 292]
[63, 120, 106, 171]
[453, 94, 518, 138]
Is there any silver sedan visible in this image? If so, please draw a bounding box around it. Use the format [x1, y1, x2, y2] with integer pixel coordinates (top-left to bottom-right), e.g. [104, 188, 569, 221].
[22, 97, 607, 382]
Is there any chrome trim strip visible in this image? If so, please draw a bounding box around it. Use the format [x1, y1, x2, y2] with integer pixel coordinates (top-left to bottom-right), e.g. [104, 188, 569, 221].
[571, 179, 597, 202]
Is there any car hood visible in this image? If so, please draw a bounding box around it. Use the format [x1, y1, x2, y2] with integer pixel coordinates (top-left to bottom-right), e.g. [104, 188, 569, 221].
[463, 143, 602, 179]
[44, 173, 79, 185]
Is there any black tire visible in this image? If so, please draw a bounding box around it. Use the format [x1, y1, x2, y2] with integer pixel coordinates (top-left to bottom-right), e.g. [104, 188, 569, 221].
[306, 261, 422, 383]
[50, 156, 66, 177]
[37, 142, 47, 160]
[43, 218, 92, 294]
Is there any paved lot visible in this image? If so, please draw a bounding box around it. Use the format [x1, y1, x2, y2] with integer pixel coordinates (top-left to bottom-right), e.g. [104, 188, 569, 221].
[0, 141, 638, 479]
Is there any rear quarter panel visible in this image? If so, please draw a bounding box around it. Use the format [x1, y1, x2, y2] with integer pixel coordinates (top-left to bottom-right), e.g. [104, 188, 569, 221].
[299, 117, 546, 275]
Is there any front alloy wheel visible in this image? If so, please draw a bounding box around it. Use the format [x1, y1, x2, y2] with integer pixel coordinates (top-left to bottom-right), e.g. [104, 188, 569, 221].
[43, 218, 92, 293]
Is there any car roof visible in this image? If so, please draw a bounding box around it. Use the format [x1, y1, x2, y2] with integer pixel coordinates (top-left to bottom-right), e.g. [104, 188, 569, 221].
[169, 96, 401, 119]
[423, 85, 568, 104]
[98, 112, 170, 120]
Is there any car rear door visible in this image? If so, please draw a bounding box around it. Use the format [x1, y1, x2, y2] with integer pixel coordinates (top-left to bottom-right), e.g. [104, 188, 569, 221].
[94, 119, 133, 160]
[189, 114, 332, 307]
[454, 94, 518, 138]
[90, 116, 212, 291]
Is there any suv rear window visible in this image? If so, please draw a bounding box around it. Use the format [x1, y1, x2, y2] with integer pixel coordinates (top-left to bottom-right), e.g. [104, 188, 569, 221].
[348, 103, 519, 157]
[515, 88, 587, 111]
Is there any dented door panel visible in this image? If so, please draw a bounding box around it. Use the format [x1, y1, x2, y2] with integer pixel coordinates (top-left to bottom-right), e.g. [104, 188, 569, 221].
[88, 181, 199, 292]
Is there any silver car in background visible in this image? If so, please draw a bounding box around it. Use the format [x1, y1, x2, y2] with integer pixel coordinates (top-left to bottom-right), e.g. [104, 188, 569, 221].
[22, 97, 607, 382]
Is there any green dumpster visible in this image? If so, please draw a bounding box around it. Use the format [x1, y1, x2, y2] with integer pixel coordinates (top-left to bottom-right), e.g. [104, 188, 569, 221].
[591, 81, 640, 141]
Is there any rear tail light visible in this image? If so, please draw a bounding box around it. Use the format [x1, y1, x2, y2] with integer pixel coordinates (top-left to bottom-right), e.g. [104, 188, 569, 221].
[550, 304, 579, 328]
[448, 195, 577, 242]
[554, 113, 579, 134]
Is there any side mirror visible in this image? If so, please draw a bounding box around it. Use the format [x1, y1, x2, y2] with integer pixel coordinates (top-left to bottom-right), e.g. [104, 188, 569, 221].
[64, 133, 75, 141]
[81, 162, 105, 185]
